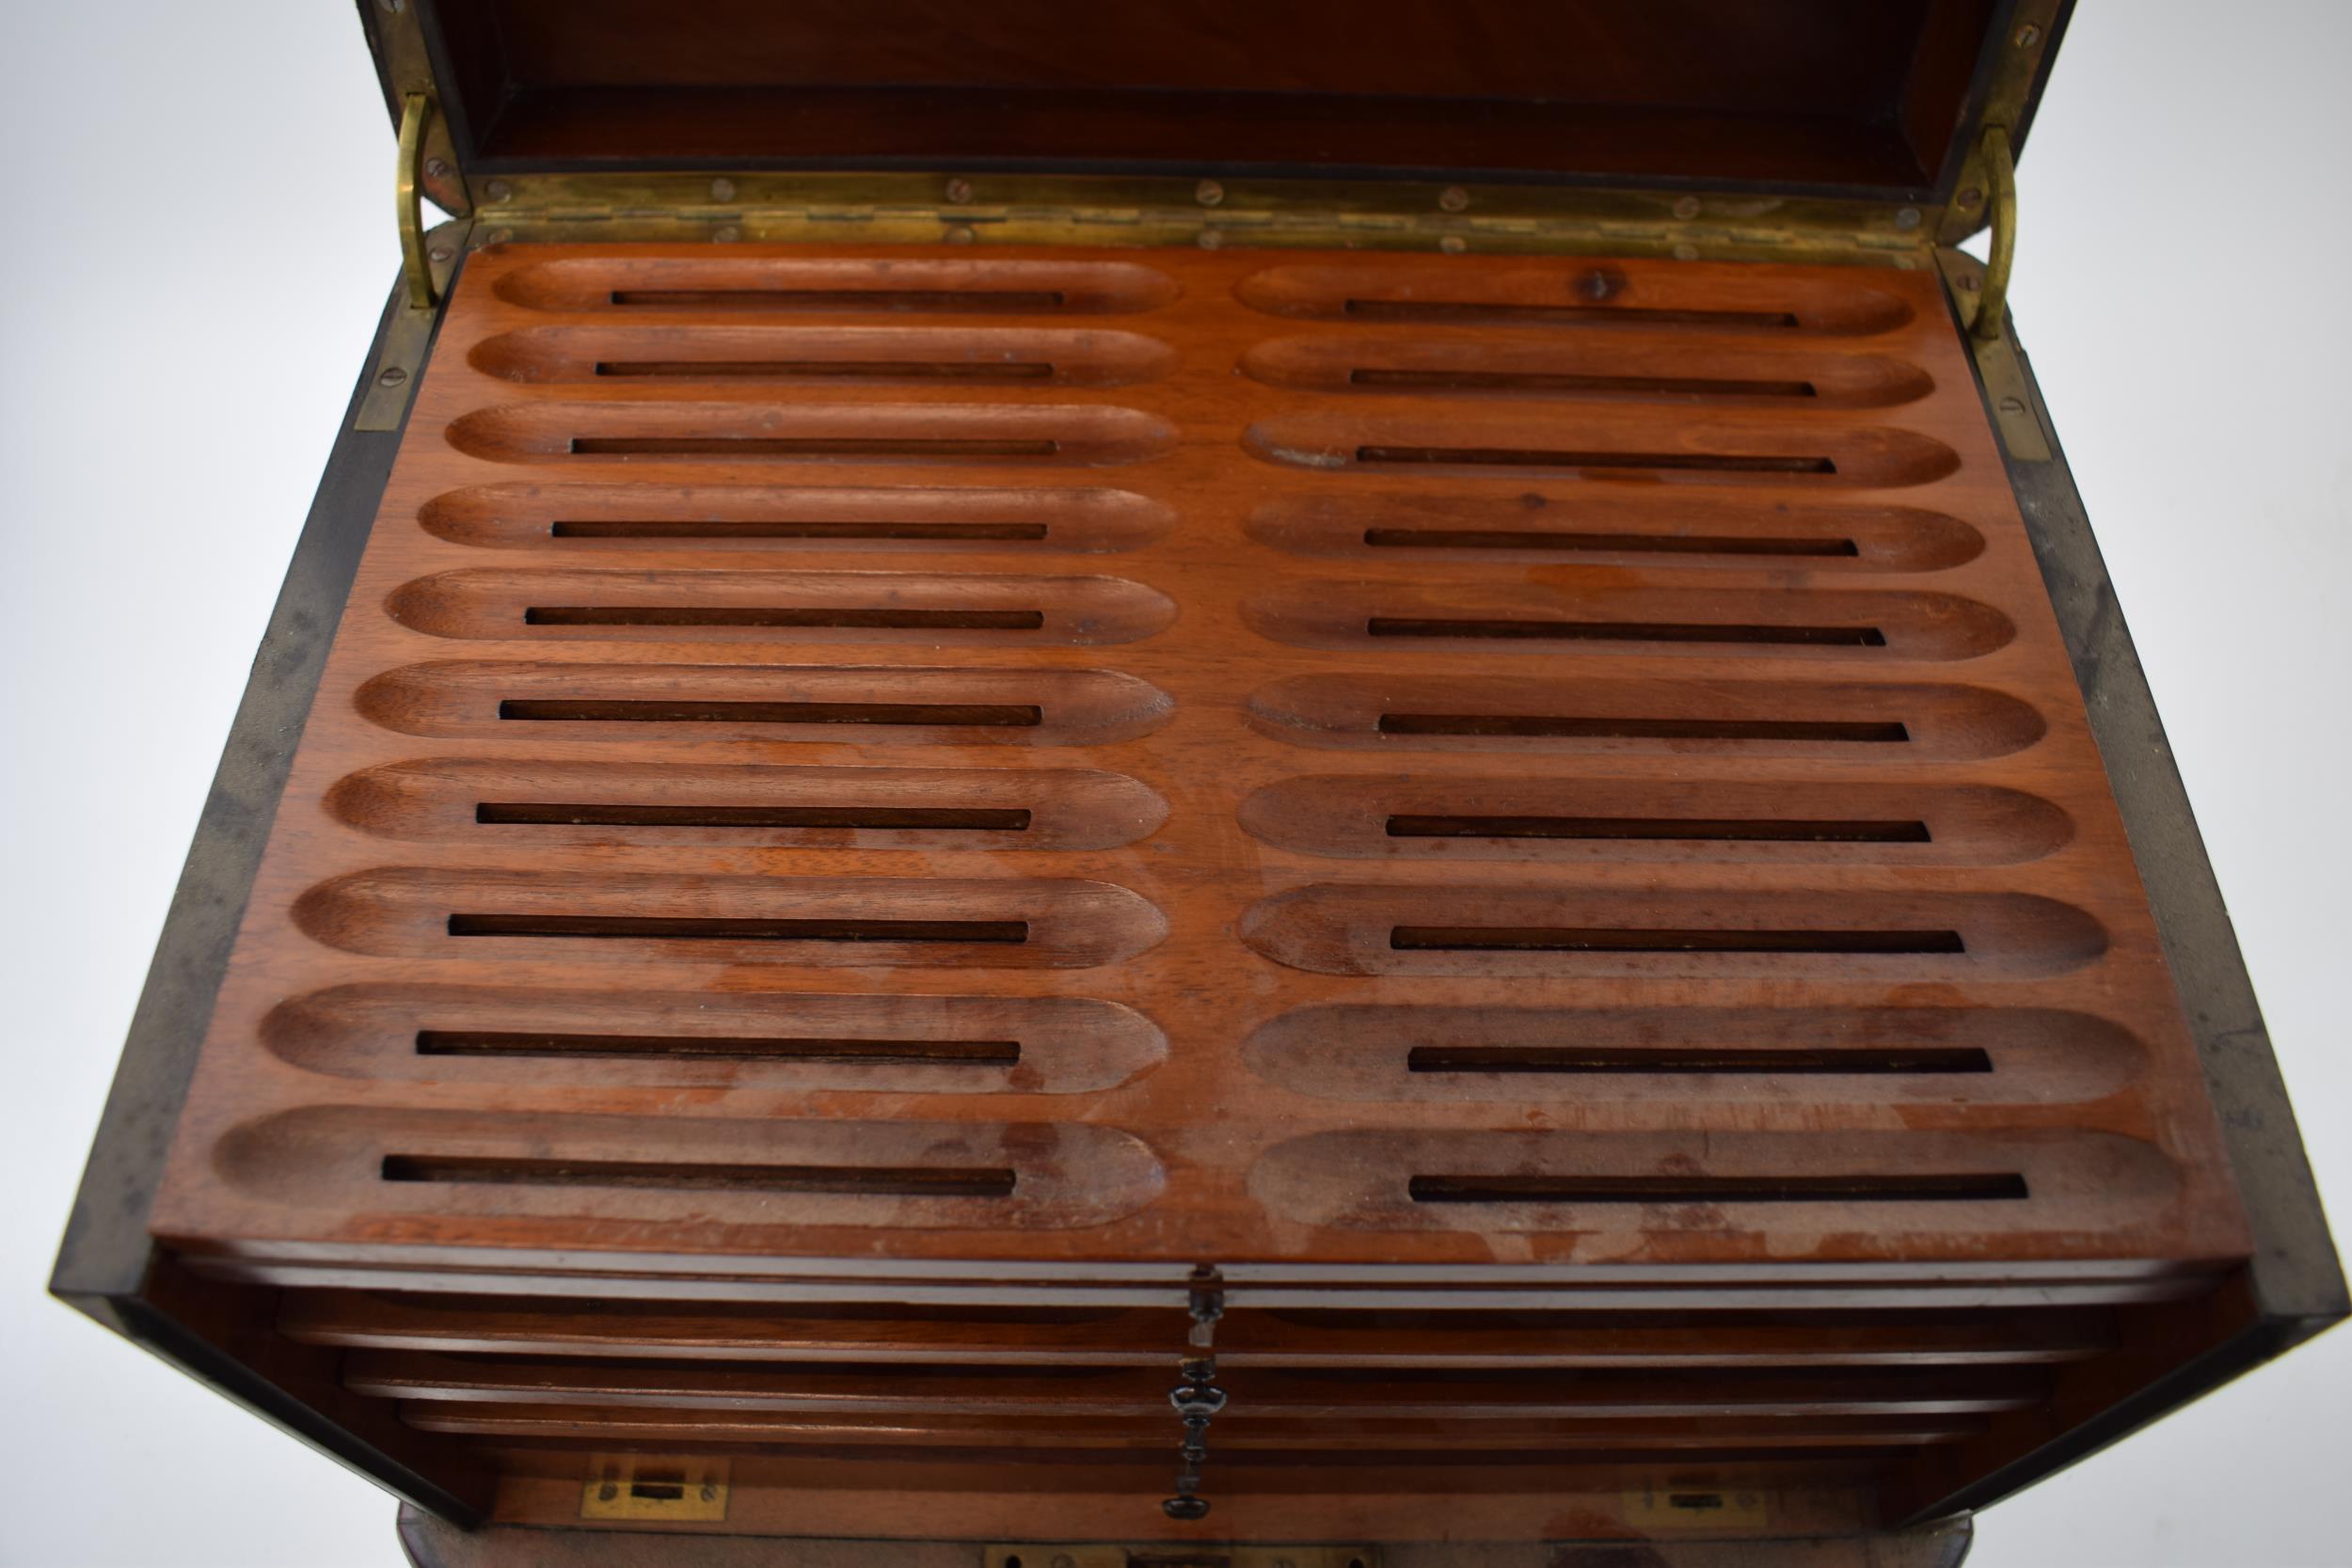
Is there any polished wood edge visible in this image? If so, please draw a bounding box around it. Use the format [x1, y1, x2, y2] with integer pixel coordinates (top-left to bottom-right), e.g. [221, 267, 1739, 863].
[395, 1503, 1973, 1568]
[76, 1262, 491, 1525]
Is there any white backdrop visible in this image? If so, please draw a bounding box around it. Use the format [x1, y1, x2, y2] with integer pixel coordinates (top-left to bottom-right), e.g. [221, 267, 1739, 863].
[3, 3, 2344, 1563]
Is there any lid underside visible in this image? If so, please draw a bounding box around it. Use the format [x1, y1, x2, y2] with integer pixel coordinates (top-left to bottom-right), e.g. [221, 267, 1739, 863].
[396, 0, 2063, 202]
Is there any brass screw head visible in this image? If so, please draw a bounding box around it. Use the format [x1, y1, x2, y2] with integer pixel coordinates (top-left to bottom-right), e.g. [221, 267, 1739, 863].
[1672, 195, 1701, 220]
[712, 224, 741, 243]
[1438, 185, 1470, 212]
[1959, 186, 1983, 208]
[376, 367, 406, 388]
[710, 177, 737, 201]
[1195, 179, 1224, 207]
[1198, 229, 1224, 250]
[946, 224, 977, 245]
[1895, 207, 1922, 230]
[485, 178, 511, 203]
[1439, 235, 1467, 254]
[427, 243, 453, 263]
[2015, 23, 2042, 47]
[945, 178, 973, 203]
[423, 157, 450, 181]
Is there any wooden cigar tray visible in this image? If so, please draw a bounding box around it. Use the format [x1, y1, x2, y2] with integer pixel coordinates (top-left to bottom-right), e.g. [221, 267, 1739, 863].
[56, 3, 2343, 1562]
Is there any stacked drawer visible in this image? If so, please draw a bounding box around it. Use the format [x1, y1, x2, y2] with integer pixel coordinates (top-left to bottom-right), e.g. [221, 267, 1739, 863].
[147, 242, 2249, 1534]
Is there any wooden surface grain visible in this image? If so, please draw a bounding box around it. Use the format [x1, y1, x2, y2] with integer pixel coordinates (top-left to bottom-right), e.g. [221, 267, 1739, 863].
[149, 243, 2249, 1289]
[119, 238, 2277, 1531]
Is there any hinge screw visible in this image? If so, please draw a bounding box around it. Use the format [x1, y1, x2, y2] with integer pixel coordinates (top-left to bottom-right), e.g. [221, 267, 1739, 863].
[1198, 230, 1223, 250]
[1438, 185, 1470, 213]
[1439, 235, 1467, 254]
[945, 178, 973, 203]
[1997, 395, 2027, 415]
[427, 243, 453, 263]
[376, 367, 407, 388]
[1895, 207, 1921, 230]
[1672, 196, 1701, 220]
[712, 224, 741, 243]
[2015, 23, 2042, 47]
[946, 224, 977, 245]
[1672, 243, 1699, 261]
[710, 177, 737, 201]
[423, 158, 450, 181]
[1195, 179, 1224, 207]
[485, 179, 511, 203]
[1959, 186, 1983, 208]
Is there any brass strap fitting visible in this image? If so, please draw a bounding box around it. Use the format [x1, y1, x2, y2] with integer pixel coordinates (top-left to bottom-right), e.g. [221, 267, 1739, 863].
[1969, 124, 2016, 341]
[396, 93, 436, 310]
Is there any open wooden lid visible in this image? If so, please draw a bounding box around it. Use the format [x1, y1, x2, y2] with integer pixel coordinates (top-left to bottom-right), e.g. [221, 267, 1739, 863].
[376, 0, 2067, 202]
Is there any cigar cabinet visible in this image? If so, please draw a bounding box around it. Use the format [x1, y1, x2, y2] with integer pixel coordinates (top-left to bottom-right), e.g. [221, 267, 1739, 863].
[56, 3, 2344, 1562]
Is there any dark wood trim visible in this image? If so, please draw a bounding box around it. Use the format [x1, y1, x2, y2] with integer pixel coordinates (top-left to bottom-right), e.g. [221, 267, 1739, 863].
[1999, 324, 2344, 1328]
[49, 275, 490, 1524]
[1892, 305, 2346, 1523]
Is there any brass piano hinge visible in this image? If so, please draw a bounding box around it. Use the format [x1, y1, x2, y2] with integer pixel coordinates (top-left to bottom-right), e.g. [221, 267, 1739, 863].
[451, 169, 1944, 266]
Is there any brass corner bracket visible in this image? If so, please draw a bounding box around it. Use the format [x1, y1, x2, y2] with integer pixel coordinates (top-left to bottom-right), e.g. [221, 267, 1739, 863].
[363, 93, 468, 433]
